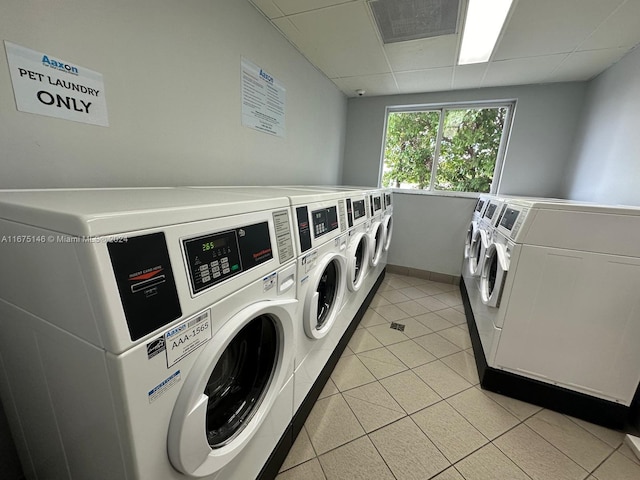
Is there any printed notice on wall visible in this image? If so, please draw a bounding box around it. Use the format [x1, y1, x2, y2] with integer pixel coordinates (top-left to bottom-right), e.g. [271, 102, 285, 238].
[4, 41, 108, 126]
[241, 57, 285, 137]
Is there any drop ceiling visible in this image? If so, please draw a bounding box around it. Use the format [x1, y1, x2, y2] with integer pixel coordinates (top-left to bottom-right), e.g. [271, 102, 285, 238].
[249, 0, 640, 97]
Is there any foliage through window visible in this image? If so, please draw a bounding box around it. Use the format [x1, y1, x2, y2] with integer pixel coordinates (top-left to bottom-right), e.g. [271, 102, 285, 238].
[381, 103, 513, 193]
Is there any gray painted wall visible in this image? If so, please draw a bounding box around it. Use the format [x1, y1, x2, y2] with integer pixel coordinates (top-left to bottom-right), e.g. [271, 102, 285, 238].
[561, 47, 640, 205]
[343, 83, 587, 275]
[387, 192, 477, 276]
[0, 0, 347, 189]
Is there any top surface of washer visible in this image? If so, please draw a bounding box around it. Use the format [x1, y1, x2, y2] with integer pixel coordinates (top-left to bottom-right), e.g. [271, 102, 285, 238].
[0, 187, 290, 236]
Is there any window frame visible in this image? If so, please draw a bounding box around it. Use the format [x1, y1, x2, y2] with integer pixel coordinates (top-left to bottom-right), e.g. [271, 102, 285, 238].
[378, 99, 516, 194]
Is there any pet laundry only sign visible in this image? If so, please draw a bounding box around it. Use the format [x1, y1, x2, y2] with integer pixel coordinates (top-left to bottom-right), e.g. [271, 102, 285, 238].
[4, 41, 108, 126]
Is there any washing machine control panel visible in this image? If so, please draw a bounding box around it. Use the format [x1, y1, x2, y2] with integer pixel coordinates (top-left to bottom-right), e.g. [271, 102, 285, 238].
[353, 199, 366, 221]
[311, 206, 339, 239]
[183, 222, 273, 295]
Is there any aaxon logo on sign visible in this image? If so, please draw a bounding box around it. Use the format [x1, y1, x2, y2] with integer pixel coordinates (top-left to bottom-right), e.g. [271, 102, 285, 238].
[4, 41, 109, 127]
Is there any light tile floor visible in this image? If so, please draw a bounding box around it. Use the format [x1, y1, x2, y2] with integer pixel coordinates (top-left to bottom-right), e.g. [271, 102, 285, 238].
[276, 273, 640, 480]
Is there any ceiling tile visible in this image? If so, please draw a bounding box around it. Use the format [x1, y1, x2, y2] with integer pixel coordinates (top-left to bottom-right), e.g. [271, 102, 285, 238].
[483, 55, 567, 87]
[546, 47, 629, 82]
[249, 0, 285, 19]
[273, 0, 357, 16]
[451, 64, 489, 90]
[332, 74, 400, 97]
[395, 67, 454, 94]
[580, 0, 640, 51]
[274, 2, 390, 78]
[493, 0, 625, 60]
[385, 34, 458, 72]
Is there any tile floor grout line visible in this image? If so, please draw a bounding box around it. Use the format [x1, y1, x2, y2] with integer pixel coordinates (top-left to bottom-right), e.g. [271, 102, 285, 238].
[564, 414, 625, 450]
[491, 422, 591, 477]
[587, 445, 617, 476]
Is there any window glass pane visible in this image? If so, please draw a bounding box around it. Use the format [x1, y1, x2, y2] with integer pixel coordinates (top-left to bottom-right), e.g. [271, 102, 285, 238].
[435, 107, 507, 192]
[382, 111, 440, 189]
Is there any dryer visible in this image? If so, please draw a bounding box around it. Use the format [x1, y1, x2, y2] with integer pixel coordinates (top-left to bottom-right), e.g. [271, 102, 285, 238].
[466, 198, 640, 427]
[0, 188, 298, 480]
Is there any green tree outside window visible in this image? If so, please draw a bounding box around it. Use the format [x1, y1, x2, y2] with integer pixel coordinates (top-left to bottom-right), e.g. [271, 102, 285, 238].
[382, 105, 509, 192]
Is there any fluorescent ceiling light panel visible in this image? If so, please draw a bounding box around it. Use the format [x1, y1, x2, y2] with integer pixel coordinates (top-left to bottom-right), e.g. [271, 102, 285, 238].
[458, 0, 513, 65]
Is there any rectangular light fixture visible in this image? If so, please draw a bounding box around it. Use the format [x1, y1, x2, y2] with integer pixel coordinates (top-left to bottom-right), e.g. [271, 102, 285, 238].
[458, 0, 513, 65]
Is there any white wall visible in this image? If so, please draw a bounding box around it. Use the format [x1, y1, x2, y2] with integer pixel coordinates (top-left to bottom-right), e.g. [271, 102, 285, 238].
[0, 0, 347, 188]
[561, 46, 640, 205]
[387, 192, 477, 277]
[343, 83, 587, 276]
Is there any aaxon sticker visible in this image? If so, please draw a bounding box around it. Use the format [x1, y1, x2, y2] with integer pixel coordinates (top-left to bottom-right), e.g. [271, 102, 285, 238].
[4, 41, 109, 126]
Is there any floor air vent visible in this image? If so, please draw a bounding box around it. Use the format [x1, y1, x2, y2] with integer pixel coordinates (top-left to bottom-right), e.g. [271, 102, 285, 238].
[368, 0, 460, 44]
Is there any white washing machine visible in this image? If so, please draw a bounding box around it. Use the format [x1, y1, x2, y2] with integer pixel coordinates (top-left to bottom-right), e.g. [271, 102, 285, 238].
[367, 189, 386, 271]
[381, 188, 394, 254]
[185, 186, 357, 414]
[0, 188, 298, 480]
[472, 198, 640, 421]
[338, 189, 373, 333]
[280, 188, 350, 413]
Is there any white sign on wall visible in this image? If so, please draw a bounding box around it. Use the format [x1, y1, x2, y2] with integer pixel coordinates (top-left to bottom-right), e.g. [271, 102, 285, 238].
[241, 57, 285, 137]
[4, 41, 109, 127]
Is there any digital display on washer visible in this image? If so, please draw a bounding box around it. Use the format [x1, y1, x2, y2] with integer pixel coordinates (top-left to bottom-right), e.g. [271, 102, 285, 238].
[312, 206, 339, 238]
[475, 199, 485, 212]
[373, 196, 382, 211]
[499, 208, 520, 231]
[385, 193, 392, 208]
[484, 203, 498, 219]
[183, 222, 272, 294]
[352, 199, 366, 220]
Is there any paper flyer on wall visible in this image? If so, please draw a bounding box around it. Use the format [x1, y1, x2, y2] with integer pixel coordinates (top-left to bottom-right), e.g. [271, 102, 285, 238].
[241, 57, 285, 137]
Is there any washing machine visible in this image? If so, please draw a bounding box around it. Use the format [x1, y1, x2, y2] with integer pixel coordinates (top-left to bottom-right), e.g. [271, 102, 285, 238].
[381, 188, 394, 254]
[468, 198, 640, 426]
[0, 187, 298, 480]
[280, 188, 350, 413]
[464, 194, 491, 265]
[184, 186, 356, 414]
[337, 189, 373, 333]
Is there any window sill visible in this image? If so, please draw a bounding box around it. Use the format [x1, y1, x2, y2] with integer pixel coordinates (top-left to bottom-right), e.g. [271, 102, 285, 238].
[390, 188, 480, 200]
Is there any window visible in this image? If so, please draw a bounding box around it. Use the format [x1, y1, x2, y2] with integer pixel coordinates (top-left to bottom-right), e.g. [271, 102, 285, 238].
[380, 101, 514, 193]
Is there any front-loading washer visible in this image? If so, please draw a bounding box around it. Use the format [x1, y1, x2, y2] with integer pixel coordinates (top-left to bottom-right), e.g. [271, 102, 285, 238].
[0, 187, 298, 480]
[184, 186, 356, 414]
[367, 189, 386, 270]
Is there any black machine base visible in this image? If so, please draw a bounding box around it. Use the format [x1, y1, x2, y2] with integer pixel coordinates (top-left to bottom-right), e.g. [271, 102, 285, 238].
[460, 278, 639, 432]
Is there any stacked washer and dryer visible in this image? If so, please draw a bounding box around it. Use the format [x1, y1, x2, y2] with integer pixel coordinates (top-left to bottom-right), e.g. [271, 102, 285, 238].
[0, 186, 391, 480]
[462, 196, 640, 427]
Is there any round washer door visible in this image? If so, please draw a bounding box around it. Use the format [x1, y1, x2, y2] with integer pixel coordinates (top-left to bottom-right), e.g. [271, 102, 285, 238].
[168, 299, 296, 478]
[468, 229, 489, 277]
[347, 232, 369, 292]
[480, 243, 509, 308]
[369, 221, 385, 267]
[303, 253, 346, 339]
[383, 215, 393, 252]
[464, 221, 476, 260]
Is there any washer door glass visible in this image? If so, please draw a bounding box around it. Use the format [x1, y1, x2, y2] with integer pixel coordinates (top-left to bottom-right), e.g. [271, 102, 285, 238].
[205, 315, 277, 448]
[486, 249, 498, 297]
[353, 238, 365, 285]
[316, 260, 338, 330]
